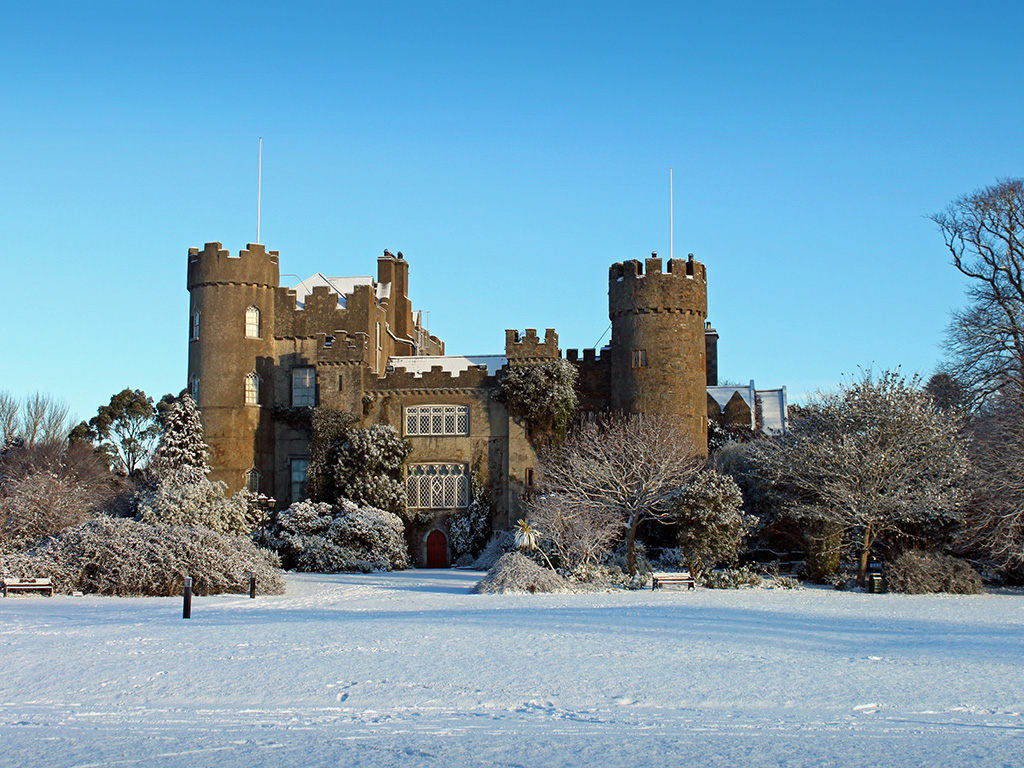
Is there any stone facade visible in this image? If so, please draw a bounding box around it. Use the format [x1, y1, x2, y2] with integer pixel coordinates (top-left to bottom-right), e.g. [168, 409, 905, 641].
[187, 242, 779, 566]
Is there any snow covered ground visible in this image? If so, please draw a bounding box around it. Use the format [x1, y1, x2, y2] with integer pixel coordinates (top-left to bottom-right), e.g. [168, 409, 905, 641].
[2, 570, 1023, 767]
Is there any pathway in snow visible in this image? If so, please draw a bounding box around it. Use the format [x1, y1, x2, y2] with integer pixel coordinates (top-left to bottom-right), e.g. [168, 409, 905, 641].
[2, 571, 1022, 767]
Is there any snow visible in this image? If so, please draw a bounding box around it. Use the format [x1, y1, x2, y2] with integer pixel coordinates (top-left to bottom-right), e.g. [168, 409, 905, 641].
[388, 355, 506, 377]
[2, 571, 1023, 767]
[290, 274, 376, 310]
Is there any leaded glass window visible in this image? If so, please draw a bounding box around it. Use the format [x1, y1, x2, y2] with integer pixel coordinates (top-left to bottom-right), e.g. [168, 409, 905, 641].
[406, 463, 470, 509]
[404, 405, 469, 436]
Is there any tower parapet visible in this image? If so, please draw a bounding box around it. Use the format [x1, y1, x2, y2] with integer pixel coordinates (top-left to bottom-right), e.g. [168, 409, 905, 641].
[608, 253, 709, 454]
[187, 242, 280, 291]
[505, 328, 560, 364]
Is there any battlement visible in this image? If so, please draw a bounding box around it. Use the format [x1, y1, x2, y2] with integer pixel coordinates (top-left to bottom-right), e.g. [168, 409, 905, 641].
[505, 328, 560, 361]
[608, 253, 706, 284]
[608, 253, 707, 319]
[564, 347, 610, 363]
[314, 330, 368, 364]
[372, 361, 496, 391]
[187, 242, 280, 290]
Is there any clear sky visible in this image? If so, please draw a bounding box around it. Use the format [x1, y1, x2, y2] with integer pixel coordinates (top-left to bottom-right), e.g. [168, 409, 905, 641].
[3, 1, 1023, 423]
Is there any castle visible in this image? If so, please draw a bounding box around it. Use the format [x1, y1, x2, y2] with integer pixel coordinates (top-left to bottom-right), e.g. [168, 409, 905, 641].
[187, 243, 786, 566]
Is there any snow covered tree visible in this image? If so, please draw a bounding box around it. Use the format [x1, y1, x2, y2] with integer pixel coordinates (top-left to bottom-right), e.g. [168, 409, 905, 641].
[149, 394, 209, 475]
[536, 414, 702, 575]
[748, 371, 971, 585]
[672, 469, 753, 580]
[330, 424, 411, 519]
[495, 359, 578, 441]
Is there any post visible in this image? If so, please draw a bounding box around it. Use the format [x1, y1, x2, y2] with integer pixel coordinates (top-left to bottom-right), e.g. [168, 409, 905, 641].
[183, 577, 192, 619]
[249, 575, 256, 599]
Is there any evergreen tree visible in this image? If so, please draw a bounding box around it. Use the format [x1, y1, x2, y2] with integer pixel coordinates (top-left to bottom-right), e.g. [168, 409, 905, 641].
[150, 395, 210, 475]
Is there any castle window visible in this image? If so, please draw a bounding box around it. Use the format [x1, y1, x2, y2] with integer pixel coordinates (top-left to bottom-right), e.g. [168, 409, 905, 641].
[292, 367, 316, 407]
[189, 376, 199, 402]
[245, 306, 261, 338]
[338, 374, 344, 391]
[632, 349, 648, 368]
[525, 468, 535, 487]
[190, 310, 200, 341]
[406, 463, 470, 509]
[405, 405, 469, 436]
[244, 372, 260, 405]
[290, 458, 309, 503]
[245, 468, 260, 493]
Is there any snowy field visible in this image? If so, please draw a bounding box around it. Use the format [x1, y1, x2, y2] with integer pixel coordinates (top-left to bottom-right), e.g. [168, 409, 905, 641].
[2, 571, 1023, 768]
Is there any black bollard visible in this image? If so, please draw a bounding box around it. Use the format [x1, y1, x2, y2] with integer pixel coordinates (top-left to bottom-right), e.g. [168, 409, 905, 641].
[249, 575, 256, 599]
[183, 577, 192, 619]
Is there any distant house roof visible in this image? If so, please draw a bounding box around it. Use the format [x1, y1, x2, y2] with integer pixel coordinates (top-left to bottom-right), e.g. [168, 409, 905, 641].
[388, 355, 506, 377]
[290, 273, 377, 309]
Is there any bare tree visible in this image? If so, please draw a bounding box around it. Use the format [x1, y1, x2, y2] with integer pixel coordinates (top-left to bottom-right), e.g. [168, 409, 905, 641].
[0, 392, 17, 447]
[931, 178, 1024, 407]
[0, 391, 73, 447]
[957, 400, 1024, 573]
[535, 414, 702, 575]
[748, 371, 971, 585]
[526, 494, 619, 579]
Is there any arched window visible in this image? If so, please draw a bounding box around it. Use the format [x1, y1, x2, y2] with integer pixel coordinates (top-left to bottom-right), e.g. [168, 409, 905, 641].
[190, 310, 200, 341]
[244, 372, 260, 405]
[189, 375, 199, 402]
[245, 306, 261, 338]
[245, 468, 260, 493]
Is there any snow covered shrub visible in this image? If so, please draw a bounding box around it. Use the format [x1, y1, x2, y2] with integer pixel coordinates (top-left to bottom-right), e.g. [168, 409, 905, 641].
[266, 498, 408, 572]
[672, 469, 753, 580]
[136, 466, 260, 535]
[772, 575, 801, 589]
[494, 358, 578, 440]
[701, 565, 763, 589]
[472, 551, 569, 594]
[149, 394, 209, 474]
[885, 550, 983, 595]
[471, 530, 515, 570]
[449, 491, 492, 559]
[0, 516, 283, 596]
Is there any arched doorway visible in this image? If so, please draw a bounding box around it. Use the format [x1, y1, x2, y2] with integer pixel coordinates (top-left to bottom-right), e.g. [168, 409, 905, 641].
[426, 529, 449, 568]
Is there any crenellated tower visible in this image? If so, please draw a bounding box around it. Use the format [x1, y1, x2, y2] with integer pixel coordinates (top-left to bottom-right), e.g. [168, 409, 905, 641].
[608, 253, 708, 454]
[187, 242, 279, 493]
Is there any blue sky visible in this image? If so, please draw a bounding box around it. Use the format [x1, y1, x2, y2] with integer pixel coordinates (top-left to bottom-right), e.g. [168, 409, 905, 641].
[3, 1, 1023, 423]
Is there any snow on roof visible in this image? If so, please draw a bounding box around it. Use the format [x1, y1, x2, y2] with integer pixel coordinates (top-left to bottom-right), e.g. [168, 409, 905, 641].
[388, 355, 507, 377]
[290, 273, 375, 309]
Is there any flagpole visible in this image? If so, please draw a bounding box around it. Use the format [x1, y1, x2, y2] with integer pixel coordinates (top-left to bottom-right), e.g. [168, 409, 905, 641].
[669, 166, 674, 261]
[257, 137, 263, 244]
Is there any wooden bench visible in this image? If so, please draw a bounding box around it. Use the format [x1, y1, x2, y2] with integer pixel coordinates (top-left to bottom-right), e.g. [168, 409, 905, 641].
[2, 577, 54, 597]
[652, 572, 695, 590]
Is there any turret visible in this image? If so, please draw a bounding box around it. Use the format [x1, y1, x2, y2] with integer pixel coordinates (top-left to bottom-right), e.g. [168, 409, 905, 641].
[608, 253, 708, 454]
[187, 242, 279, 494]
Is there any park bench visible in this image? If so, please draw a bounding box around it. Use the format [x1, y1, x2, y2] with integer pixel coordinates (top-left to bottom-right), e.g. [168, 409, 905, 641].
[652, 572, 695, 590]
[2, 577, 54, 597]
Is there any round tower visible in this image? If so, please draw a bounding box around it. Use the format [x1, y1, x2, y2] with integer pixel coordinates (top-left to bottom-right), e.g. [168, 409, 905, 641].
[187, 242, 279, 494]
[608, 253, 708, 454]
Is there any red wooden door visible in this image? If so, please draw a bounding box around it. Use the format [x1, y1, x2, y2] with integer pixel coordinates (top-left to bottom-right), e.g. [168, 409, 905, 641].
[426, 530, 448, 568]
